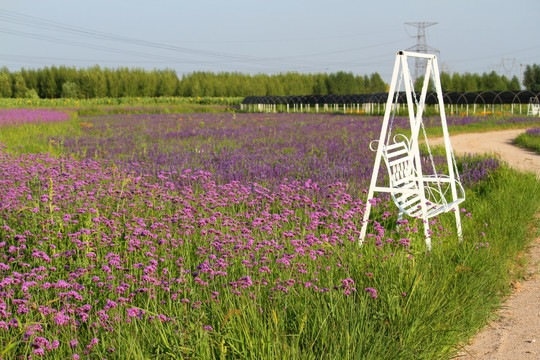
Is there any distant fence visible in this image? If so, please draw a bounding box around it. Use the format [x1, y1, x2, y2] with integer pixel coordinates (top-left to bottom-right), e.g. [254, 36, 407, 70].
[241, 91, 540, 116]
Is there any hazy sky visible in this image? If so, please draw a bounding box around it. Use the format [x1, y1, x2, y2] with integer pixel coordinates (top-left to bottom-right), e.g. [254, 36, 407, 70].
[1, 0, 538, 83]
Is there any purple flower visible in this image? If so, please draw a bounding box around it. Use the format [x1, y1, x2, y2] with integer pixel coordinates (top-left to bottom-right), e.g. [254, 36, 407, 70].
[126, 307, 144, 318]
[33, 347, 45, 355]
[364, 288, 378, 299]
[526, 127, 540, 136]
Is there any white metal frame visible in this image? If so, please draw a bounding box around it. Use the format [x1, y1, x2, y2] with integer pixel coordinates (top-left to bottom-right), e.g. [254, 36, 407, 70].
[359, 51, 464, 250]
[527, 97, 540, 116]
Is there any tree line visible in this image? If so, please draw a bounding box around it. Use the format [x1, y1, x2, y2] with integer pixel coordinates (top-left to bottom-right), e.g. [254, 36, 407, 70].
[0, 64, 533, 99]
[436, 71, 521, 92]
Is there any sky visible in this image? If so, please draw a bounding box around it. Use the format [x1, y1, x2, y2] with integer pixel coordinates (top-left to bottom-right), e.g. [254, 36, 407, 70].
[0, 0, 539, 84]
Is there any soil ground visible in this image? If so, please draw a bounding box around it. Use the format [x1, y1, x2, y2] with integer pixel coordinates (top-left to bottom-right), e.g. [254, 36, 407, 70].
[431, 129, 540, 359]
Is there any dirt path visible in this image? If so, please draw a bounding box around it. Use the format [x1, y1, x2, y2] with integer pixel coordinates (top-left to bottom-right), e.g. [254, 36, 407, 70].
[431, 129, 540, 359]
[433, 129, 540, 177]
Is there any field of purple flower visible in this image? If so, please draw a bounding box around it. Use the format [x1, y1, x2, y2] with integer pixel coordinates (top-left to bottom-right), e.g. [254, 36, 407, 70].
[0, 110, 539, 359]
[59, 113, 505, 191]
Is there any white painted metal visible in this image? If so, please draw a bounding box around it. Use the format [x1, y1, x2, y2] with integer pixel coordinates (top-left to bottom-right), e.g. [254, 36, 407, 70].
[359, 51, 465, 250]
[527, 97, 540, 116]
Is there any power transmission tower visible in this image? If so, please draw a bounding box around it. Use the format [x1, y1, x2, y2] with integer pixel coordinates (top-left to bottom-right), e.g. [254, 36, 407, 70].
[501, 57, 516, 78]
[404, 22, 439, 80]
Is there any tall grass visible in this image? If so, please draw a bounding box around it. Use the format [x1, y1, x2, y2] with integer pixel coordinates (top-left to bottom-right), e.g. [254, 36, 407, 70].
[513, 127, 540, 154]
[0, 111, 538, 359]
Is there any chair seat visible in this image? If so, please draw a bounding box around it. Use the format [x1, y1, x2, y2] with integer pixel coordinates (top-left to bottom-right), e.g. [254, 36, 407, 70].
[383, 139, 465, 219]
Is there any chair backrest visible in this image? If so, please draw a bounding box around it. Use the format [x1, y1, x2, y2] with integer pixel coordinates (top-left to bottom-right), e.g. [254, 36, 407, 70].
[383, 139, 415, 188]
[382, 139, 423, 217]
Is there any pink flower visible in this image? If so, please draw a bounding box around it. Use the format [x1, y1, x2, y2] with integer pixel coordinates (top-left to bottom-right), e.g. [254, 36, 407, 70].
[126, 307, 143, 317]
[364, 287, 378, 299]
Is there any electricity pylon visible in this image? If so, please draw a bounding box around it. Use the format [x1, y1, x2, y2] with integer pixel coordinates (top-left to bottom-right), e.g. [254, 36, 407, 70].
[405, 22, 439, 80]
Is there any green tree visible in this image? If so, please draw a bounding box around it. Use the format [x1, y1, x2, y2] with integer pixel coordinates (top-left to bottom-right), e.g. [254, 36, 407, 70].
[61, 81, 80, 98]
[368, 73, 387, 92]
[450, 73, 463, 92]
[461, 73, 479, 92]
[12, 73, 28, 98]
[20, 68, 38, 93]
[117, 68, 138, 97]
[482, 71, 507, 91]
[414, 75, 425, 93]
[181, 73, 202, 97]
[508, 75, 521, 91]
[37, 67, 57, 98]
[523, 64, 540, 91]
[104, 68, 119, 98]
[313, 74, 328, 95]
[0, 70, 12, 98]
[51, 65, 78, 97]
[156, 69, 179, 96]
[135, 69, 158, 97]
[79, 66, 107, 98]
[326, 72, 358, 94]
[355, 75, 366, 93]
[25, 89, 39, 99]
[439, 72, 452, 91]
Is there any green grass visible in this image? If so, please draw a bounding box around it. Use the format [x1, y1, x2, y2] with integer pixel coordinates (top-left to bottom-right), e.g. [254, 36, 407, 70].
[0, 114, 81, 155]
[75, 104, 236, 116]
[0, 96, 244, 109]
[513, 129, 540, 154]
[424, 116, 540, 138]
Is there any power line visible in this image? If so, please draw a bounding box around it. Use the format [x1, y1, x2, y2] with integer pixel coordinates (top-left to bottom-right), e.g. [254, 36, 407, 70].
[0, 8, 399, 74]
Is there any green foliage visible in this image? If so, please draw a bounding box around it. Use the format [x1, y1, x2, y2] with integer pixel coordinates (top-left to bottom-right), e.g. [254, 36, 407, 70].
[61, 81, 80, 99]
[79, 65, 107, 98]
[24, 89, 39, 99]
[326, 71, 359, 94]
[514, 130, 540, 154]
[419, 71, 521, 93]
[0, 65, 526, 100]
[524, 64, 540, 91]
[0, 96, 243, 109]
[0, 69, 12, 98]
[11, 73, 28, 98]
[37, 67, 57, 98]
